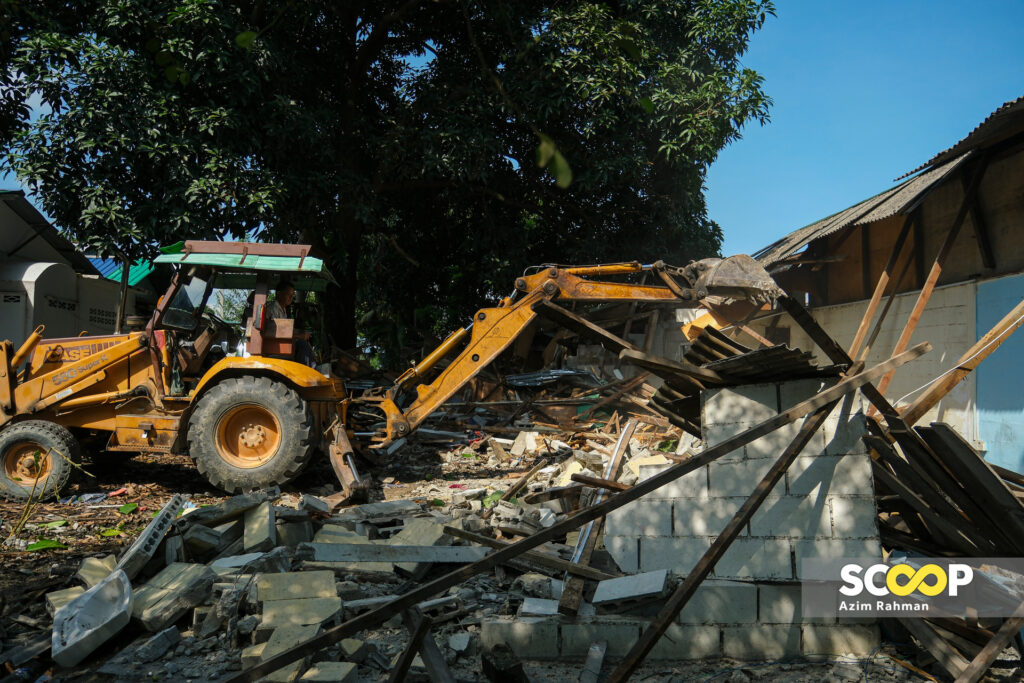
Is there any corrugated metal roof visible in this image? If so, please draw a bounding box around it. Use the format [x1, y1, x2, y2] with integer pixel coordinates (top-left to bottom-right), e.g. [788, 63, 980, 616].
[753, 153, 969, 266]
[0, 191, 100, 276]
[86, 257, 155, 286]
[898, 95, 1024, 179]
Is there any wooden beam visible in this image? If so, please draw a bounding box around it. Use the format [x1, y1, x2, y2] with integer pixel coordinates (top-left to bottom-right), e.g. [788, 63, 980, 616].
[570, 473, 631, 492]
[401, 610, 456, 683]
[857, 242, 916, 361]
[443, 527, 616, 581]
[481, 458, 548, 521]
[872, 158, 991, 407]
[962, 173, 995, 269]
[618, 349, 725, 385]
[954, 598, 1024, 683]
[608, 402, 837, 681]
[900, 617, 970, 678]
[901, 295, 1024, 425]
[225, 344, 929, 683]
[532, 300, 638, 354]
[848, 213, 915, 359]
[388, 612, 432, 683]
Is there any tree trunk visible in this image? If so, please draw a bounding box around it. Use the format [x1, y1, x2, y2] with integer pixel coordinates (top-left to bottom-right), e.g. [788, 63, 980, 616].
[306, 215, 361, 351]
[114, 257, 130, 334]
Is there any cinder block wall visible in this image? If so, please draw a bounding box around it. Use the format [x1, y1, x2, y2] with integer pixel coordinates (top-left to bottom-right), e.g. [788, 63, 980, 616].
[481, 379, 883, 662]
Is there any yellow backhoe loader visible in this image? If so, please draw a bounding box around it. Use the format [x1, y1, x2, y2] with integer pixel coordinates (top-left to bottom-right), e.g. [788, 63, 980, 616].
[0, 241, 779, 502]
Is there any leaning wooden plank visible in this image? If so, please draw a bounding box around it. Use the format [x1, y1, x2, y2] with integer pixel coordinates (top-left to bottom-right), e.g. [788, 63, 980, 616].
[571, 473, 631, 492]
[899, 617, 970, 678]
[954, 597, 1024, 683]
[296, 543, 489, 563]
[902, 295, 1024, 426]
[388, 611, 432, 683]
[481, 457, 549, 521]
[607, 401, 838, 682]
[532, 299, 638, 353]
[224, 344, 929, 683]
[401, 609, 456, 683]
[442, 527, 616, 581]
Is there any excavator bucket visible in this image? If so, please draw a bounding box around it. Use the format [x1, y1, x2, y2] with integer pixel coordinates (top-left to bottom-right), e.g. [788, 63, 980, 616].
[689, 254, 782, 304]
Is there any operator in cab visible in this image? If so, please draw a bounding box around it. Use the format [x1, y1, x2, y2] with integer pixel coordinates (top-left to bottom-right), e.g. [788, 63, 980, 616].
[268, 280, 316, 367]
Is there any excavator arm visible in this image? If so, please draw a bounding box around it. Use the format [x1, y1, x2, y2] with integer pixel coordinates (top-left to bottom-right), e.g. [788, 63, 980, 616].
[345, 256, 780, 453]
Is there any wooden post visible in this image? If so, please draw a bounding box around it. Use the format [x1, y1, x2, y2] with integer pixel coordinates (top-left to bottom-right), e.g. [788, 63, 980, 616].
[900, 295, 1024, 425]
[872, 159, 990, 407]
[848, 213, 915, 359]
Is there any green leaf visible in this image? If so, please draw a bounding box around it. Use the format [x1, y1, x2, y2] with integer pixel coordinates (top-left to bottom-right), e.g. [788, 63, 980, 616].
[26, 539, 68, 551]
[40, 520, 67, 529]
[535, 133, 555, 168]
[117, 502, 138, 515]
[100, 523, 125, 537]
[548, 149, 573, 188]
[429, 498, 445, 507]
[482, 491, 504, 509]
[615, 38, 641, 60]
[639, 97, 655, 114]
[235, 31, 258, 49]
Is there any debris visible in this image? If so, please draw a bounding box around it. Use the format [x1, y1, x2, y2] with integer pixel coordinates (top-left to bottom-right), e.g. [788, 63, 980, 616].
[300, 662, 357, 682]
[51, 569, 133, 667]
[132, 562, 216, 632]
[244, 501, 277, 552]
[135, 625, 180, 663]
[45, 586, 85, 616]
[591, 569, 669, 606]
[481, 644, 529, 683]
[257, 570, 336, 602]
[580, 640, 608, 683]
[115, 493, 184, 580]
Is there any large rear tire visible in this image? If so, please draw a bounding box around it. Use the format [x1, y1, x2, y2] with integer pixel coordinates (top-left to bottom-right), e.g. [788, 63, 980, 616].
[0, 421, 79, 501]
[187, 377, 314, 493]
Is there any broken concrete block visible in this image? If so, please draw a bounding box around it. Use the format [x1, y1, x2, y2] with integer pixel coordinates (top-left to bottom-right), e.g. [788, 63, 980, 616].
[626, 454, 670, 478]
[192, 606, 213, 630]
[555, 461, 584, 487]
[262, 598, 343, 628]
[257, 571, 336, 602]
[180, 487, 280, 530]
[580, 640, 608, 683]
[481, 644, 528, 683]
[75, 555, 116, 589]
[277, 521, 314, 547]
[335, 581, 363, 601]
[132, 562, 216, 632]
[448, 632, 473, 654]
[510, 431, 539, 456]
[241, 641, 267, 668]
[45, 586, 85, 616]
[244, 501, 277, 552]
[183, 524, 221, 554]
[338, 638, 367, 663]
[210, 551, 266, 570]
[116, 494, 184, 580]
[330, 499, 421, 523]
[313, 525, 366, 543]
[451, 488, 487, 505]
[388, 518, 451, 580]
[52, 569, 133, 667]
[592, 569, 668, 606]
[136, 626, 180, 663]
[263, 624, 320, 682]
[299, 494, 331, 515]
[164, 534, 184, 565]
[300, 662, 357, 682]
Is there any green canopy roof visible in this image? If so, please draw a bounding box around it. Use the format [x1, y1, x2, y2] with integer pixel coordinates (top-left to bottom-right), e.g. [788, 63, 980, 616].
[153, 251, 337, 285]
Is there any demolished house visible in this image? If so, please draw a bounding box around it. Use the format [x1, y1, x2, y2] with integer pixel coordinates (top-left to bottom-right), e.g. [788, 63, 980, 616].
[3, 98, 1024, 683]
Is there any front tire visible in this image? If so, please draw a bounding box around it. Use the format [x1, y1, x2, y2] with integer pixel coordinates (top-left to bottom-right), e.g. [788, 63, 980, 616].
[0, 421, 79, 501]
[187, 377, 314, 493]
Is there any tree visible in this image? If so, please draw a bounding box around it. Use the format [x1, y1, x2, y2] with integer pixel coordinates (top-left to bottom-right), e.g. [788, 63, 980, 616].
[1, 0, 772, 362]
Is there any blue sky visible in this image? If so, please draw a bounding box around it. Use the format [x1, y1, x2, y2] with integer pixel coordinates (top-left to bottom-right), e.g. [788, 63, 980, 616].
[708, 0, 1024, 256]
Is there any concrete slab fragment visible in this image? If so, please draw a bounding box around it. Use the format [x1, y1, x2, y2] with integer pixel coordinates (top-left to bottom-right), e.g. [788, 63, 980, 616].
[244, 501, 277, 552]
[592, 569, 668, 605]
[76, 555, 116, 588]
[300, 662, 357, 682]
[45, 586, 85, 616]
[257, 571, 336, 602]
[263, 624, 320, 682]
[132, 563, 216, 632]
[261, 597, 343, 628]
[52, 569, 133, 667]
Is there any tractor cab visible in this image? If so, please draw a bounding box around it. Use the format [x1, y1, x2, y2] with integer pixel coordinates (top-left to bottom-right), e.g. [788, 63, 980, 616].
[151, 241, 337, 395]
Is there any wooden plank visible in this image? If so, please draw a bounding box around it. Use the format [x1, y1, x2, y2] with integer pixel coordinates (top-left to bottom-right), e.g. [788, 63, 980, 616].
[899, 617, 970, 678]
[401, 610, 456, 683]
[962, 172, 995, 269]
[442, 527, 616, 581]
[297, 543, 489, 563]
[872, 159, 990, 404]
[481, 457, 548, 521]
[576, 373, 650, 421]
[388, 611, 432, 682]
[901, 295, 1024, 426]
[607, 403, 837, 682]
[532, 300, 638, 353]
[849, 213, 915, 359]
[618, 349, 725, 385]
[570, 473, 631, 492]
[857, 240, 916, 361]
[225, 344, 929, 683]
[954, 598, 1024, 683]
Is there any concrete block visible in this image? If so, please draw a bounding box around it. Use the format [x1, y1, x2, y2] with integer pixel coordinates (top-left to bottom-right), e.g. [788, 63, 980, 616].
[708, 459, 781, 498]
[258, 571, 336, 602]
[648, 624, 721, 660]
[758, 584, 802, 623]
[829, 496, 879, 538]
[480, 617, 559, 659]
[313, 525, 366, 543]
[116, 494, 185, 580]
[702, 383, 779, 426]
[76, 555, 116, 588]
[262, 597, 343, 627]
[606, 500, 673, 538]
[788, 455, 873, 496]
[561, 620, 642, 659]
[135, 626, 180, 663]
[299, 494, 331, 515]
[716, 539, 792, 580]
[744, 420, 821, 460]
[592, 569, 668, 605]
[300, 662, 357, 682]
[263, 624, 319, 682]
[801, 624, 880, 656]
[511, 431, 539, 456]
[132, 563, 216, 631]
[211, 552, 266, 570]
[45, 586, 85, 616]
[338, 638, 368, 663]
[673, 497, 745, 537]
[723, 625, 801, 659]
[778, 379, 829, 411]
[750, 495, 831, 538]
[388, 518, 450, 579]
[163, 535, 184, 565]
[639, 537, 711, 574]
[823, 410, 869, 457]
[277, 521, 314, 548]
[183, 524, 221, 554]
[51, 569, 133, 667]
[244, 501, 277, 552]
[793, 540, 881, 578]
[702, 422, 749, 453]
[604, 536, 639, 574]
[626, 454, 670, 478]
[677, 580, 757, 624]
[179, 487, 278, 529]
[241, 641, 267, 668]
[637, 463, 708, 500]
